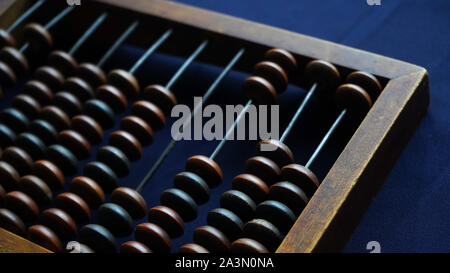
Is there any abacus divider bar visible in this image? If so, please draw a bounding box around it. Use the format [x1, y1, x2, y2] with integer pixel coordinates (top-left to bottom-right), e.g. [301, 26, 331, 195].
[68, 12, 108, 56]
[97, 20, 139, 68]
[305, 108, 347, 169]
[210, 100, 253, 160]
[165, 40, 208, 90]
[135, 48, 246, 193]
[7, 0, 46, 32]
[128, 29, 173, 74]
[279, 83, 318, 143]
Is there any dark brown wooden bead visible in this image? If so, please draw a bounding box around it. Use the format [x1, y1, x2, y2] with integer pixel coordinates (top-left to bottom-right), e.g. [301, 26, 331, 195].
[207, 208, 244, 241]
[76, 63, 106, 88]
[179, 243, 210, 253]
[0, 46, 28, 74]
[0, 184, 4, 206]
[97, 203, 133, 237]
[148, 205, 184, 238]
[305, 60, 341, 91]
[254, 61, 288, 93]
[63, 77, 95, 102]
[264, 48, 297, 76]
[346, 71, 382, 101]
[0, 124, 16, 148]
[0, 61, 16, 87]
[83, 161, 118, 193]
[23, 80, 53, 105]
[32, 160, 65, 189]
[2, 146, 33, 175]
[120, 116, 153, 146]
[256, 139, 294, 168]
[79, 224, 116, 253]
[160, 188, 197, 222]
[335, 83, 373, 115]
[0, 108, 29, 133]
[47, 50, 78, 76]
[131, 100, 165, 131]
[142, 84, 177, 116]
[185, 155, 223, 188]
[83, 99, 115, 129]
[47, 144, 78, 176]
[96, 146, 131, 177]
[135, 223, 171, 253]
[280, 164, 319, 197]
[18, 175, 52, 205]
[269, 181, 307, 216]
[256, 200, 296, 234]
[71, 115, 103, 145]
[28, 225, 62, 253]
[41, 208, 77, 239]
[28, 120, 57, 146]
[231, 173, 269, 204]
[23, 23, 53, 53]
[231, 238, 269, 253]
[173, 171, 210, 204]
[107, 69, 140, 98]
[245, 156, 281, 186]
[34, 66, 64, 91]
[59, 130, 91, 159]
[120, 241, 152, 253]
[96, 84, 128, 113]
[70, 176, 105, 209]
[243, 219, 283, 252]
[111, 187, 147, 219]
[220, 190, 256, 222]
[55, 192, 90, 223]
[108, 130, 142, 161]
[243, 76, 277, 105]
[12, 94, 41, 119]
[0, 29, 15, 48]
[193, 225, 231, 253]
[0, 208, 26, 236]
[0, 161, 20, 191]
[4, 191, 39, 222]
[40, 106, 71, 131]
[53, 92, 83, 117]
[15, 133, 47, 160]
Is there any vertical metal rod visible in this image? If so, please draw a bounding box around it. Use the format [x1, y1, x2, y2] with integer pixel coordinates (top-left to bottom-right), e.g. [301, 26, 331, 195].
[44, 6, 74, 29]
[68, 12, 108, 56]
[7, 0, 46, 32]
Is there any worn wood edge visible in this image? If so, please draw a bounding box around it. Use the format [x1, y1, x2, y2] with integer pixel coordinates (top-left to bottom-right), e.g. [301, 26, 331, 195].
[0, 228, 51, 253]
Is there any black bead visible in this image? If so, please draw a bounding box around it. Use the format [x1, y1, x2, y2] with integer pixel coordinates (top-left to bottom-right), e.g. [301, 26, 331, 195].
[83, 99, 115, 129]
[28, 119, 58, 146]
[243, 219, 283, 252]
[173, 171, 210, 204]
[83, 161, 118, 193]
[220, 190, 256, 222]
[79, 224, 117, 253]
[96, 146, 131, 177]
[97, 203, 133, 237]
[47, 144, 78, 176]
[207, 208, 243, 241]
[255, 200, 296, 234]
[0, 124, 16, 148]
[53, 92, 82, 117]
[15, 133, 47, 160]
[0, 108, 29, 133]
[160, 188, 197, 222]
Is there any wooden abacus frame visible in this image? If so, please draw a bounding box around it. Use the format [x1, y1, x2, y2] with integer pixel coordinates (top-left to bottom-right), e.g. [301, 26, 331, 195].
[0, 0, 429, 253]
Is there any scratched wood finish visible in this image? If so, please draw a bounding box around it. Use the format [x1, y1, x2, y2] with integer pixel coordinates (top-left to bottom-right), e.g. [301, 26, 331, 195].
[0, 0, 429, 253]
[0, 228, 51, 253]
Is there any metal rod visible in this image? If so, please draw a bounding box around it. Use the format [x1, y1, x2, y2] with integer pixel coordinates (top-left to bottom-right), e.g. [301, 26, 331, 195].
[7, 0, 46, 32]
[68, 12, 108, 56]
[44, 6, 74, 30]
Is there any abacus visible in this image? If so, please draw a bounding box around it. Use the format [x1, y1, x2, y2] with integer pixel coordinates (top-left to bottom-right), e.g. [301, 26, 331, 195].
[0, 0, 429, 253]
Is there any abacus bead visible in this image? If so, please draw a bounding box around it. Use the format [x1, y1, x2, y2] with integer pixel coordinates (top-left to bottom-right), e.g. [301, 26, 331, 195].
[256, 139, 294, 168]
[0, 184, 4, 206]
[264, 48, 297, 76]
[256, 200, 296, 234]
[142, 84, 177, 116]
[59, 130, 91, 159]
[96, 85, 128, 113]
[63, 77, 95, 102]
[231, 173, 269, 204]
[108, 130, 142, 161]
[120, 241, 152, 253]
[305, 60, 341, 91]
[107, 69, 140, 98]
[0, 61, 16, 86]
[34, 66, 64, 91]
[131, 100, 165, 131]
[77, 63, 106, 88]
[120, 116, 153, 146]
[23, 80, 53, 105]
[220, 190, 256, 222]
[29, 120, 58, 145]
[32, 160, 65, 189]
[18, 175, 52, 205]
[0, 208, 26, 236]
[110, 187, 147, 219]
[148, 205, 184, 238]
[243, 76, 277, 105]
[269, 182, 308, 216]
[55, 192, 90, 223]
[207, 208, 244, 241]
[334, 83, 372, 114]
[83, 161, 119, 193]
[0, 46, 28, 74]
[346, 71, 382, 101]
[254, 61, 288, 93]
[83, 99, 115, 129]
[79, 224, 116, 253]
[0, 124, 16, 148]
[41, 208, 77, 239]
[0, 29, 15, 48]
[15, 133, 47, 160]
[96, 146, 131, 177]
[173, 171, 210, 204]
[0, 108, 29, 133]
[280, 164, 319, 197]
[47, 144, 78, 176]
[53, 92, 83, 117]
[40, 106, 71, 131]
[2, 147, 33, 175]
[193, 226, 231, 253]
[28, 225, 62, 253]
[245, 156, 281, 186]
[97, 203, 133, 237]
[12, 95, 41, 119]
[0, 161, 20, 191]
[23, 23, 53, 53]
[243, 219, 283, 252]
[71, 115, 103, 145]
[4, 191, 39, 222]
[70, 176, 105, 209]
[179, 243, 210, 253]
[160, 188, 197, 222]
[231, 238, 269, 253]
[135, 223, 171, 253]
[185, 155, 223, 188]
[47, 50, 77, 76]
